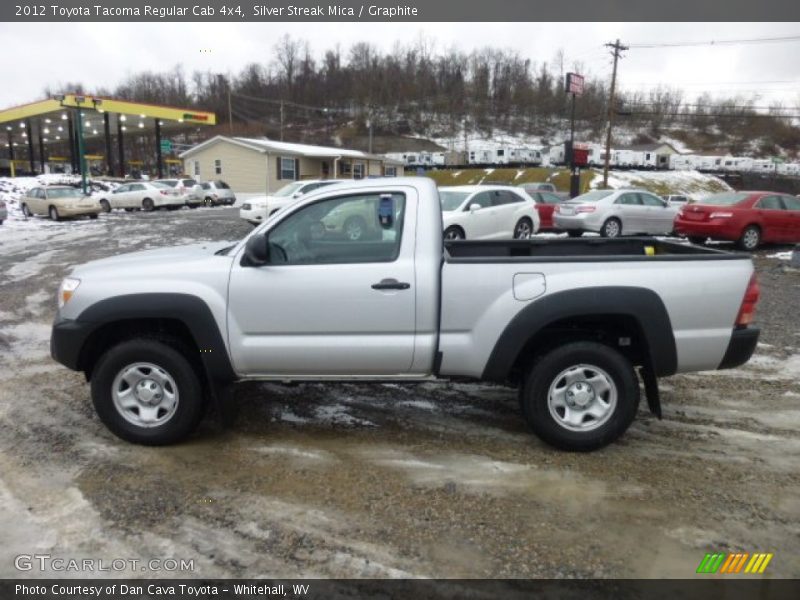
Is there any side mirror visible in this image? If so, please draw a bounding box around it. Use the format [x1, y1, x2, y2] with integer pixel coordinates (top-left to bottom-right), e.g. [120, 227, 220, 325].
[469, 203, 481, 212]
[292, 192, 302, 199]
[242, 233, 269, 266]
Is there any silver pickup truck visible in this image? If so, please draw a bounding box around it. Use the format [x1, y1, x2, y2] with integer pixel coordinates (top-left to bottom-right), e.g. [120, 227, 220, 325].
[51, 178, 760, 451]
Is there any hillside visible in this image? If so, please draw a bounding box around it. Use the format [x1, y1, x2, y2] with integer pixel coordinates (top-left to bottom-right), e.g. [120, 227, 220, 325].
[425, 167, 731, 199]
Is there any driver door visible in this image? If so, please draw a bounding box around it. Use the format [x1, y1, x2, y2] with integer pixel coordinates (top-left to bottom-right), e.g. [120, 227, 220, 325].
[227, 189, 417, 376]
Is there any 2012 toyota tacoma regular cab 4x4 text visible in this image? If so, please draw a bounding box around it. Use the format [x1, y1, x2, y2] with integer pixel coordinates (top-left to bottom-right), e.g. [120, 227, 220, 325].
[50, 178, 761, 451]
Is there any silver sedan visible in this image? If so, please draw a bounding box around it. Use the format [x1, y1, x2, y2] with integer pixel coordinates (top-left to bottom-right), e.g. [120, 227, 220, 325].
[554, 189, 679, 237]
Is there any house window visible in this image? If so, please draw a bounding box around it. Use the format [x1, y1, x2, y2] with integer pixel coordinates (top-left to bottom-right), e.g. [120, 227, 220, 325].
[214, 159, 222, 175]
[385, 166, 397, 177]
[193, 161, 199, 176]
[339, 161, 352, 177]
[280, 157, 296, 180]
[353, 163, 364, 179]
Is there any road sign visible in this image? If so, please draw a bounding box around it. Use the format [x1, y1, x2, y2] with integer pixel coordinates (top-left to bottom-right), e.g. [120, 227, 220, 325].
[160, 140, 173, 153]
[565, 73, 584, 96]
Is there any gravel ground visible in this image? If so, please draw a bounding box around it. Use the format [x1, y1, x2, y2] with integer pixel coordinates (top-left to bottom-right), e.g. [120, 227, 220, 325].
[0, 208, 798, 579]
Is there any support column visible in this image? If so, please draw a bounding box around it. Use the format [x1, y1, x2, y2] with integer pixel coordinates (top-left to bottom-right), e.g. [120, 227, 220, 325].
[154, 118, 163, 178]
[67, 114, 76, 173]
[103, 112, 113, 175]
[26, 120, 35, 173]
[116, 117, 125, 177]
[7, 131, 14, 161]
[38, 120, 46, 173]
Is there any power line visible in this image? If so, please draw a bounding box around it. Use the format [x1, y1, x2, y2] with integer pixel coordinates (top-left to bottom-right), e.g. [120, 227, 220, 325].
[628, 34, 800, 49]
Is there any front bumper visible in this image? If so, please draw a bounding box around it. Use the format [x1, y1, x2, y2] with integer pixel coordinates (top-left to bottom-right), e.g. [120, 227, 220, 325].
[717, 327, 760, 370]
[60, 205, 103, 217]
[240, 205, 266, 224]
[50, 316, 95, 371]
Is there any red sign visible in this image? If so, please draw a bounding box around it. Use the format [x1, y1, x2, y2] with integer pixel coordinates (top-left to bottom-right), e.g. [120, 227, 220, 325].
[573, 148, 589, 166]
[566, 73, 584, 96]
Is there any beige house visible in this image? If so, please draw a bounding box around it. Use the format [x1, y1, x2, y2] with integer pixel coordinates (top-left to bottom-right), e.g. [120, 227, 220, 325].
[179, 136, 403, 194]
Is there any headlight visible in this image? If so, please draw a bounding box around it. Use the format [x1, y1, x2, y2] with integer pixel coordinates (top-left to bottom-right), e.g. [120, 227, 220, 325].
[58, 277, 80, 308]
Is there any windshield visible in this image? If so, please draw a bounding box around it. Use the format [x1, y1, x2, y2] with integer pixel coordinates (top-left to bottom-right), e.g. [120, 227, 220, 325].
[214, 180, 230, 189]
[158, 180, 178, 187]
[273, 182, 306, 197]
[571, 190, 614, 203]
[439, 191, 469, 211]
[698, 192, 751, 206]
[47, 187, 83, 198]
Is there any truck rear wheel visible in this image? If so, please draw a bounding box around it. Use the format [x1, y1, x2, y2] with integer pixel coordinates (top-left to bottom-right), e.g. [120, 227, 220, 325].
[520, 341, 639, 451]
[90, 339, 205, 445]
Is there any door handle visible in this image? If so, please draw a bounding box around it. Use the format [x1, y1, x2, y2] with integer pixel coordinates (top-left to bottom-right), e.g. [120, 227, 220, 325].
[372, 278, 411, 290]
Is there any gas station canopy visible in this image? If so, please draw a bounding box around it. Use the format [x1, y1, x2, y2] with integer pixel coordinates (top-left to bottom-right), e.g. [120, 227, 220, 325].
[0, 93, 216, 178]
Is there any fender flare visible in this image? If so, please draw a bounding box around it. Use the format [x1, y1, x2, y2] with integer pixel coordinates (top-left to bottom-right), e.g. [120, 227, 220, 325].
[481, 286, 677, 382]
[74, 293, 236, 383]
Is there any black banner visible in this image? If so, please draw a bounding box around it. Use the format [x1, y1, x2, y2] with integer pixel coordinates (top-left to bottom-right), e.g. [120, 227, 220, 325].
[2, 0, 800, 22]
[3, 580, 800, 600]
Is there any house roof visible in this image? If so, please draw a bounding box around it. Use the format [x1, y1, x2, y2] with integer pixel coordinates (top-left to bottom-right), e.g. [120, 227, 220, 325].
[179, 135, 401, 163]
[617, 142, 680, 153]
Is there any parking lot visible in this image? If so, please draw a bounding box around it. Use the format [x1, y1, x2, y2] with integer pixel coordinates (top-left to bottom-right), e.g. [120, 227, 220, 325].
[0, 207, 798, 578]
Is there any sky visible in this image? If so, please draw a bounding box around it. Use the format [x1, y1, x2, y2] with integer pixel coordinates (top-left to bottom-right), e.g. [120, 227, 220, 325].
[0, 21, 799, 109]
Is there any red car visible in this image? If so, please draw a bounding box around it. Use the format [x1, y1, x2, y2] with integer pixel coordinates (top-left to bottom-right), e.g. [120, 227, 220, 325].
[674, 191, 800, 250]
[527, 190, 567, 231]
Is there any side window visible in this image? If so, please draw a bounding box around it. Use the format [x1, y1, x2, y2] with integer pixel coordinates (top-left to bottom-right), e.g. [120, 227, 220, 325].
[640, 193, 665, 207]
[115, 184, 128, 193]
[490, 191, 509, 207]
[132, 184, 145, 191]
[757, 196, 783, 210]
[267, 193, 406, 265]
[503, 191, 525, 204]
[466, 192, 491, 210]
[782, 196, 800, 210]
[214, 159, 222, 175]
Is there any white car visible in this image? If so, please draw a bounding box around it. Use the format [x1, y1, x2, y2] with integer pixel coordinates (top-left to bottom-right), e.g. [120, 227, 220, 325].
[198, 180, 236, 206]
[155, 178, 203, 207]
[239, 179, 345, 225]
[97, 182, 185, 212]
[439, 185, 539, 240]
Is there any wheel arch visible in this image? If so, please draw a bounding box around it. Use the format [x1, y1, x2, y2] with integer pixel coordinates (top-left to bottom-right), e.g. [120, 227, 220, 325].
[69, 293, 236, 385]
[481, 286, 677, 384]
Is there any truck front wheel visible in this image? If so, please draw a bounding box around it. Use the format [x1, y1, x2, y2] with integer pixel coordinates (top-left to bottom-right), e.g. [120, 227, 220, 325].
[90, 339, 205, 445]
[520, 341, 639, 451]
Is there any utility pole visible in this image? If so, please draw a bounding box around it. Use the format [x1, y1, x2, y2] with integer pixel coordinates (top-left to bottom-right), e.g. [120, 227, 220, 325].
[602, 39, 628, 188]
[280, 100, 284, 141]
[227, 84, 233, 134]
[463, 116, 468, 158]
[366, 116, 373, 154]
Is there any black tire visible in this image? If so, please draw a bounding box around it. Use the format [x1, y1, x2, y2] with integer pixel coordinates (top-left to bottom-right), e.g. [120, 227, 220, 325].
[49, 205, 60, 221]
[737, 225, 761, 251]
[688, 236, 706, 245]
[566, 230, 583, 238]
[90, 339, 205, 445]
[520, 341, 640, 452]
[204, 197, 213, 207]
[513, 217, 534, 239]
[21, 203, 32, 218]
[142, 198, 155, 212]
[444, 225, 465, 240]
[343, 215, 367, 241]
[89, 213, 98, 220]
[601, 218, 622, 238]
[99, 199, 111, 213]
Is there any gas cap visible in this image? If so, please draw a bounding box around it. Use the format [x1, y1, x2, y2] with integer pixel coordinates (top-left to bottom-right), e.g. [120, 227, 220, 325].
[513, 273, 546, 301]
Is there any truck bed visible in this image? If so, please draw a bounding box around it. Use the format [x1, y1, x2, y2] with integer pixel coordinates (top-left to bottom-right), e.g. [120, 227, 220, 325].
[445, 237, 744, 262]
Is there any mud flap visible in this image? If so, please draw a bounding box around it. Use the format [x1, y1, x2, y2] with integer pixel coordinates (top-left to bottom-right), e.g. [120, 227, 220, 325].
[209, 380, 237, 427]
[639, 365, 662, 419]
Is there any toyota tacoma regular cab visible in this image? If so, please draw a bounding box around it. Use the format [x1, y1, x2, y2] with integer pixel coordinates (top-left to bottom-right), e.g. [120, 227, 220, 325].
[50, 178, 760, 451]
